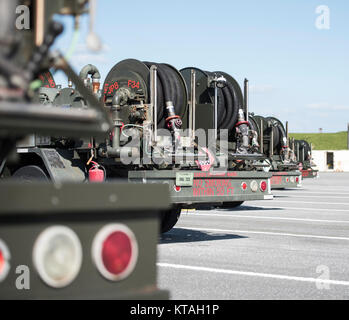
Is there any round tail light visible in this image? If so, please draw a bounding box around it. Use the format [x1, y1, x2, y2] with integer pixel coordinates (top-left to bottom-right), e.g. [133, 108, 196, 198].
[33, 226, 82, 288]
[286, 178, 289, 183]
[0, 240, 10, 282]
[241, 182, 247, 191]
[92, 224, 138, 281]
[250, 180, 258, 192]
[0, 251, 3, 271]
[174, 185, 181, 192]
[260, 181, 267, 192]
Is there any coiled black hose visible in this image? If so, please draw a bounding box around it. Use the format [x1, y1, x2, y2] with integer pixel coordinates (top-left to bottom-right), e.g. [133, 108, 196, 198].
[295, 139, 311, 161]
[220, 80, 240, 130]
[102, 59, 188, 129]
[249, 115, 286, 154]
[200, 70, 240, 131]
[144, 62, 187, 128]
[180, 68, 242, 131]
[303, 140, 311, 158]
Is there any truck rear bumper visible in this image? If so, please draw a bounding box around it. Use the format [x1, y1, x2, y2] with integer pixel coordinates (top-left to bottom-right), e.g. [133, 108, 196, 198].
[270, 171, 302, 189]
[301, 169, 319, 179]
[129, 170, 273, 205]
[0, 182, 170, 300]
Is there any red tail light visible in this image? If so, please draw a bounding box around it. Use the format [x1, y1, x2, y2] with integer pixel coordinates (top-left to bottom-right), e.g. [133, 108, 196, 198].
[174, 185, 181, 192]
[296, 177, 299, 183]
[92, 224, 138, 281]
[0, 250, 4, 273]
[103, 232, 132, 275]
[241, 182, 247, 191]
[260, 181, 267, 192]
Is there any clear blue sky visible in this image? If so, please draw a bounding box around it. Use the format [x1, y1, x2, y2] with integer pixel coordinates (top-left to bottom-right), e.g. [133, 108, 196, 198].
[53, 0, 349, 133]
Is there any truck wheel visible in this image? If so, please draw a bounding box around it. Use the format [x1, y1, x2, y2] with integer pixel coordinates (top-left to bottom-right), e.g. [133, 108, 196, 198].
[12, 165, 49, 181]
[160, 206, 181, 234]
[220, 201, 244, 209]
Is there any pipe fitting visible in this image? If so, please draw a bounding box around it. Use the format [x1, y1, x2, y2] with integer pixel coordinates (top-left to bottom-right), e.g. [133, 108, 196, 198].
[79, 64, 101, 81]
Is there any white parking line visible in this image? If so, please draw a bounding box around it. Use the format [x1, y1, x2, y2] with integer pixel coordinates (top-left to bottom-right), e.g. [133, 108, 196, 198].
[182, 212, 349, 224]
[178, 226, 349, 241]
[274, 195, 349, 200]
[157, 263, 349, 286]
[250, 205, 349, 212]
[269, 200, 349, 206]
[302, 185, 349, 189]
[273, 191, 349, 196]
[304, 188, 349, 192]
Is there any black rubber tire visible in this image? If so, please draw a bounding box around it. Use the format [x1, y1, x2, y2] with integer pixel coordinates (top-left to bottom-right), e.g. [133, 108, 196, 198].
[12, 165, 49, 182]
[160, 206, 181, 234]
[219, 201, 244, 209]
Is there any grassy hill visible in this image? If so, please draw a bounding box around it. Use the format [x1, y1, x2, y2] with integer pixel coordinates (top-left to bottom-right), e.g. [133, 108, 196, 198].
[289, 131, 348, 150]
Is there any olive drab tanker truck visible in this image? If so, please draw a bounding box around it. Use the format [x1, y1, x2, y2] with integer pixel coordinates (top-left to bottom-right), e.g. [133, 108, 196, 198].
[293, 139, 319, 179]
[0, 0, 169, 299]
[248, 114, 302, 189]
[20, 59, 275, 229]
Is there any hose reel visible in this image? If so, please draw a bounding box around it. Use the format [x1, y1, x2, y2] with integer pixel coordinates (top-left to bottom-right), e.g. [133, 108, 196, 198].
[249, 114, 287, 156]
[180, 67, 243, 131]
[294, 139, 311, 162]
[101, 59, 188, 129]
[38, 71, 56, 88]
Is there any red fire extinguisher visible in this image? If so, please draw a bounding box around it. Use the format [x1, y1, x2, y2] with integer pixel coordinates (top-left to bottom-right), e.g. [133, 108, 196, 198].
[89, 161, 105, 182]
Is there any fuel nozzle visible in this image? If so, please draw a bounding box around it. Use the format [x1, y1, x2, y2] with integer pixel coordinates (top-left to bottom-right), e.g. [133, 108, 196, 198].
[165, 101, 182, 147]
[235, 109, 250, 153]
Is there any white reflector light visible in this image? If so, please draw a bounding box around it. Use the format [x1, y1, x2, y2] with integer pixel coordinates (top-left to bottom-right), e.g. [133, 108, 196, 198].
[250, 180, 258, 192]
[33, 226, 82, 288]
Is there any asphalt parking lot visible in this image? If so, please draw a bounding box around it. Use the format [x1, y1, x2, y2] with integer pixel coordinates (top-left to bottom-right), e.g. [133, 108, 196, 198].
[158, 172, 349, 299]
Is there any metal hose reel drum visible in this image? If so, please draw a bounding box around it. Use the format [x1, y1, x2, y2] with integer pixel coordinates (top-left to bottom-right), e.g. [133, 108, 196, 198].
[300, 140, 311, 159]
[180, 67, 243, 132]
[294, 139, 311, 162]
[249, 114, 266, 153]
[38, 70, 56, 88]
[267, 116, 283, 153]
[101, 59, 188, 129]
[249, 115, 286, 155]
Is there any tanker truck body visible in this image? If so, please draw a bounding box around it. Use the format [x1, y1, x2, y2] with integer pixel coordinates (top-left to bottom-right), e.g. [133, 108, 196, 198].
[15, 60, 273, 232]
[248, 115, 302, 189]
[293, 139, 319, 179]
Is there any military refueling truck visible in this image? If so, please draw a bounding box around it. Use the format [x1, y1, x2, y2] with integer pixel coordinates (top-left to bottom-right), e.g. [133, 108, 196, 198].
[293, 139, 319, 179]
[0, 0, 169, 299]
[248, 114, 302, 189]
[19, 60, 274, 231]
